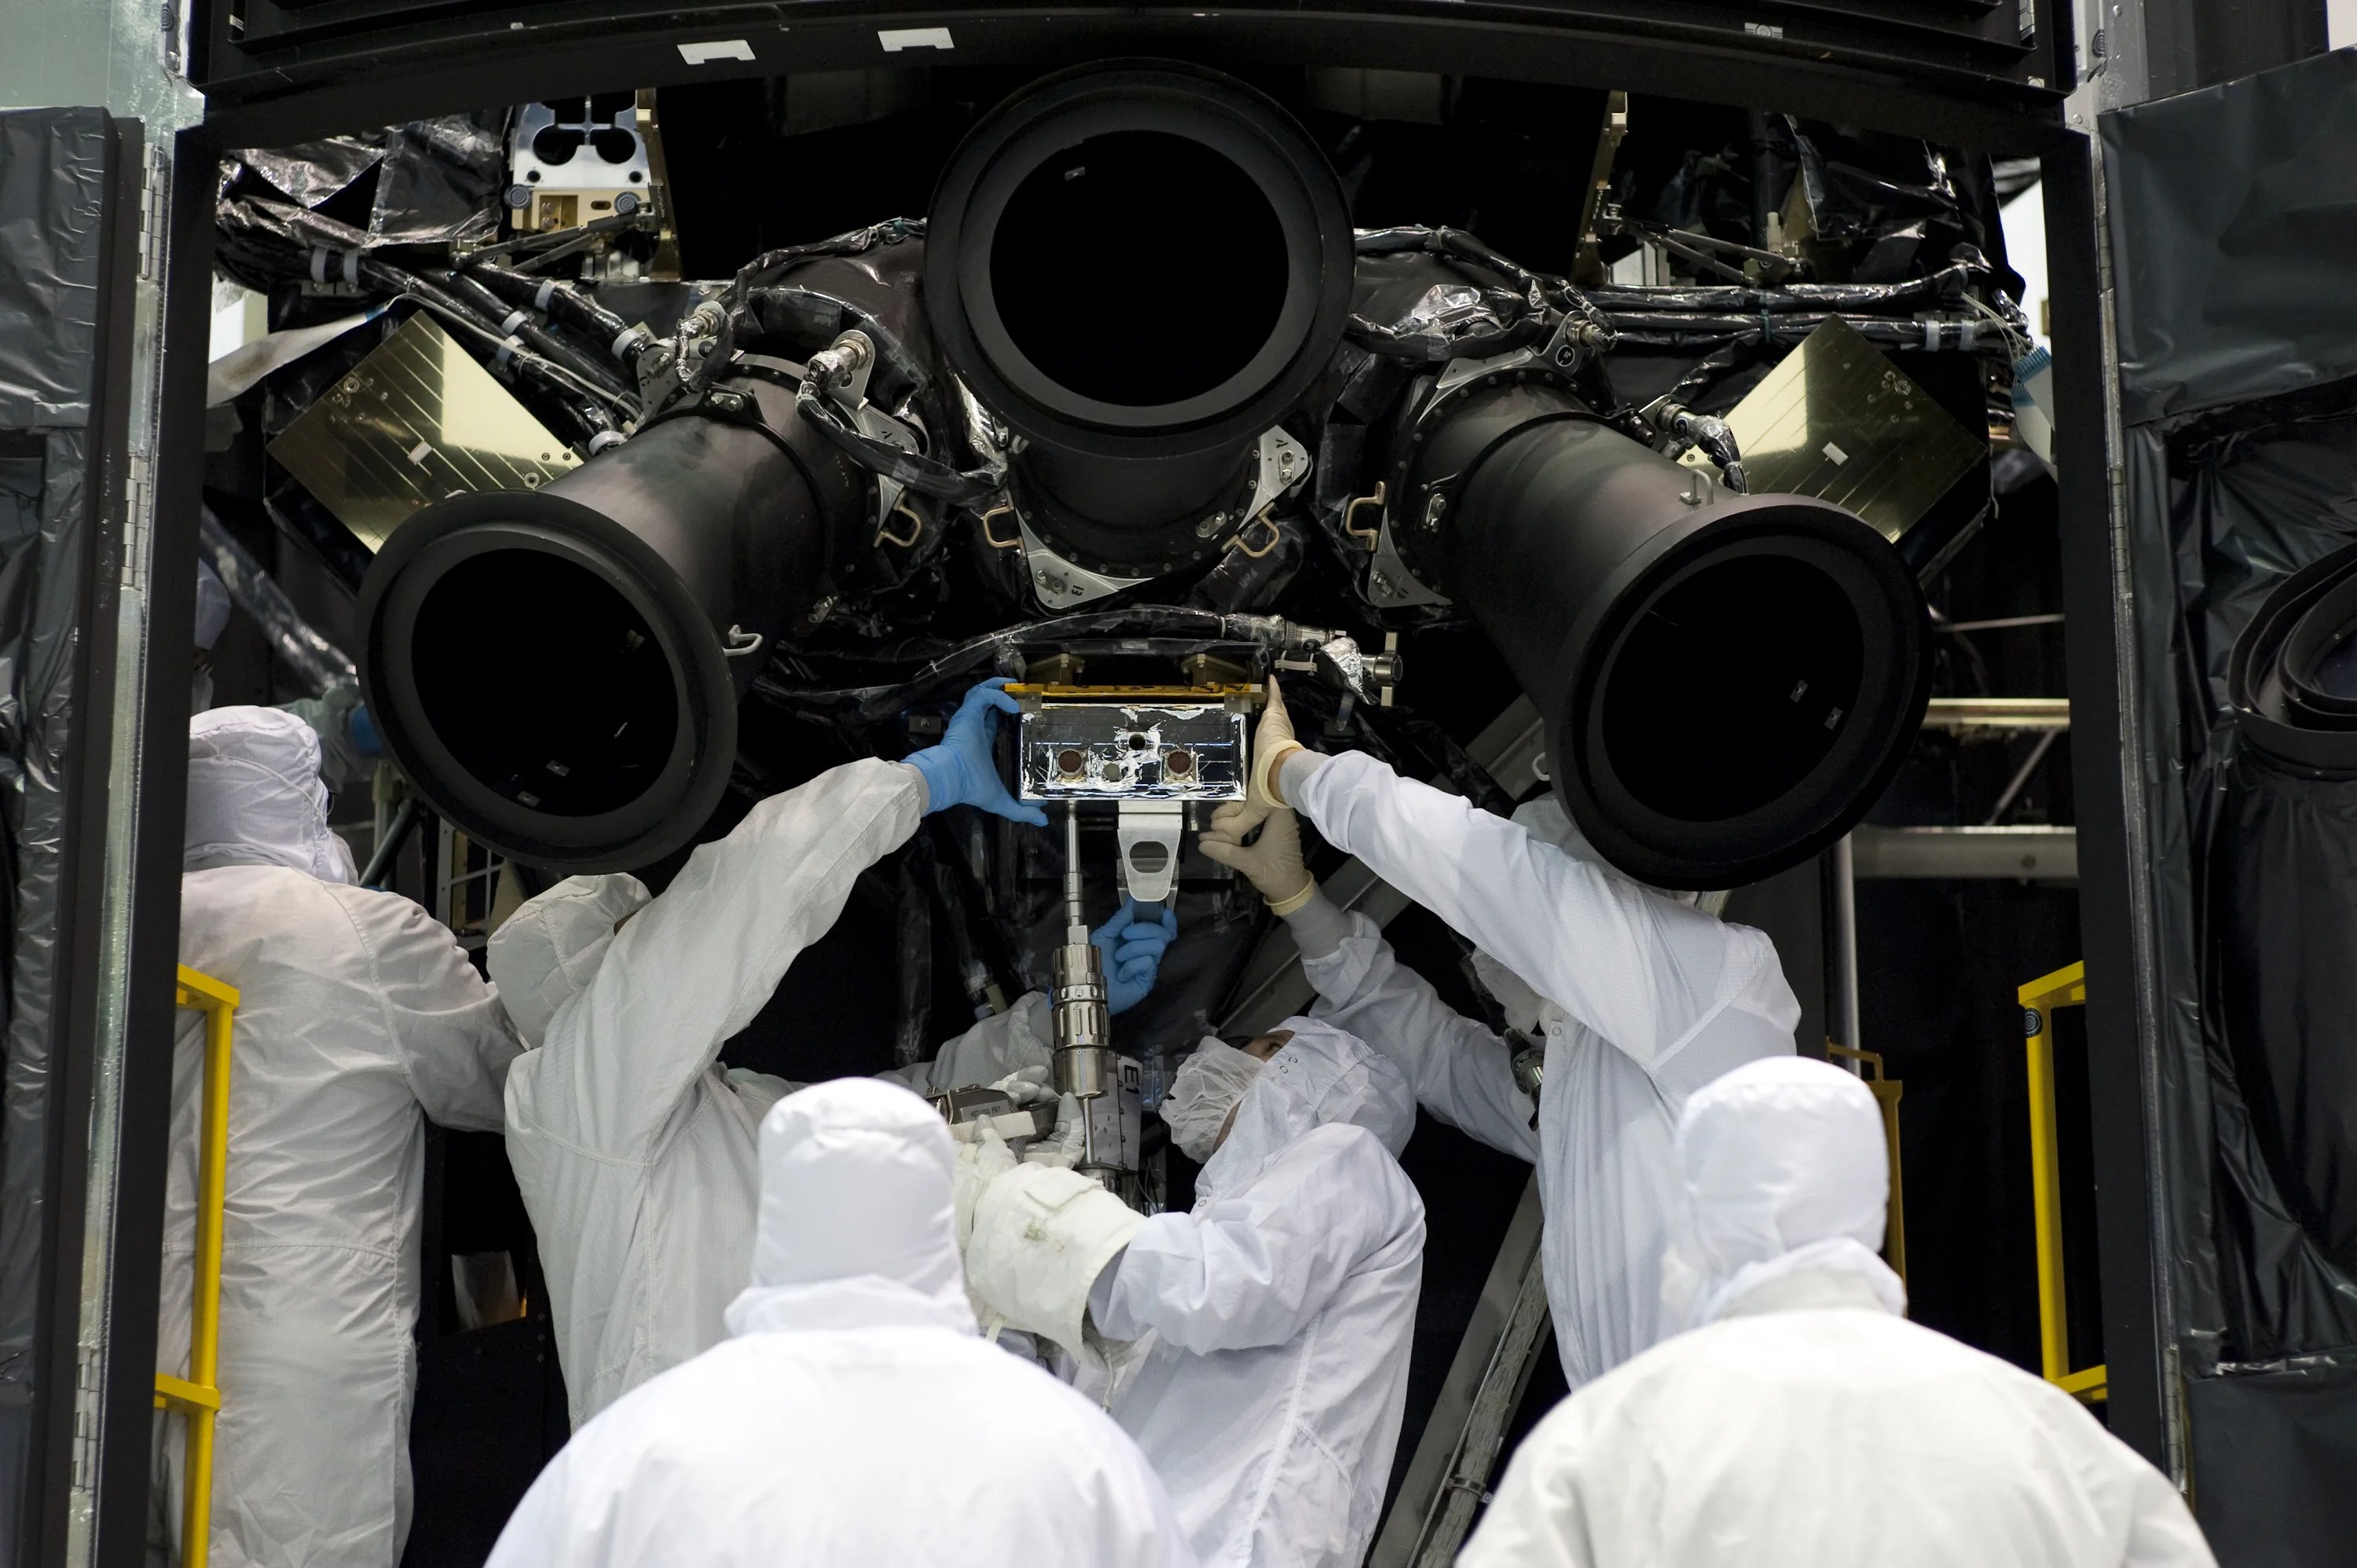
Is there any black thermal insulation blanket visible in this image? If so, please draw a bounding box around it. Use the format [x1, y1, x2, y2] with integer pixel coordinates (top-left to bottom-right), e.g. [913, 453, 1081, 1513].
[0, 107, 111, 1544]
[2104, 47, 2357, 427]
[2206, 746, 2357, 1335]
[2106, 45, 2357, 1563]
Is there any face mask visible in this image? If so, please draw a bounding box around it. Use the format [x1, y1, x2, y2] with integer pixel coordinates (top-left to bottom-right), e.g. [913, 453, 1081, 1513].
[1160, 1037, 1265, 1163]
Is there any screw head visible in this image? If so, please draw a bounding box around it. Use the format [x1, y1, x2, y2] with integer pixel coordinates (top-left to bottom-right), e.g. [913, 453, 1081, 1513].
[505, 185, 532, 209]
[614, 191, 641, 216]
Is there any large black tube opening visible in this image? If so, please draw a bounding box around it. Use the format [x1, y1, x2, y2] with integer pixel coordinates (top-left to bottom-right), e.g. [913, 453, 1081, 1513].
[929, 62, 1351, 549]
[1600, 555, 1866, 823]
[409, 549, 678, 819]
[360, 379, 863, 870]
[1426, 387, 1930, 888]
[991, 130, 1288, 410]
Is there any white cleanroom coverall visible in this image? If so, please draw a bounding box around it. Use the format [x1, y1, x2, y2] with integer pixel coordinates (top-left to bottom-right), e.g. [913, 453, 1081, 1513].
[493, 757, 1079, 1425]
[1460, 1057, 2216, 1568]
[1285, 749, 1797, 1387]
[1104, 1018, 1424, 1568]
[159, 708, 520, 1567]
[485, 1079, 1193, 1568]
[967, 1019, 1424, 1568]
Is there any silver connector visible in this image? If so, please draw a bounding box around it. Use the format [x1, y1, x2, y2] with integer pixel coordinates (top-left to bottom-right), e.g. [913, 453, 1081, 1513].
[1062, 802, 1088, 946]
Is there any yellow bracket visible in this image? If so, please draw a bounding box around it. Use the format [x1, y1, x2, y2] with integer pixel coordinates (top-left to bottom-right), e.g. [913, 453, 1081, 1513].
[1827, 1043, 1907, 1286]
[167, 964, 239, 1568]
[2018, 959, 2105, 1403]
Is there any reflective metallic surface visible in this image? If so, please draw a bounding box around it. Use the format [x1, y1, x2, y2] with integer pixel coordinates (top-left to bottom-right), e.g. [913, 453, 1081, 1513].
[268, 315, 579, 549]
[1715, 315, 1983, 540]
[1018, 698, 1249, 801]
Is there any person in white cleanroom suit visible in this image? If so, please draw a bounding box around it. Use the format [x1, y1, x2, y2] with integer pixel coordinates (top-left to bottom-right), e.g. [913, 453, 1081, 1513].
[156, 708, 521, 1567]
[1458, 1056, 2218, 1568]
[1199, 681, 1794, 1391]
[492, 677, 1177, 1424]
[192, 557, 383, 785]
[485, 1079, 1194, 1568]
[961, 1017, 1424, 1568]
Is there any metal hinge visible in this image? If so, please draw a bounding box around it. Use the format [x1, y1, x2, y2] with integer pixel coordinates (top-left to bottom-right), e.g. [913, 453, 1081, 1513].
[68, 1345, 101, 1493]
[124, 455, 153, 566]
[137, 148, 170, 284]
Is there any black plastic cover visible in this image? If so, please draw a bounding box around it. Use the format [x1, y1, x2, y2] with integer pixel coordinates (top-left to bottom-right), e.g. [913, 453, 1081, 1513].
[2103, 49, 2357, 426]
[2102, 46, 2357, 1560]
[0, 107, 110, 1544]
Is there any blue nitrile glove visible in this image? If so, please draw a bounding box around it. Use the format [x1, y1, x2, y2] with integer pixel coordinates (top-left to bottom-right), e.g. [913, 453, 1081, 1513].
[1092, 897, 1178, 1016]
[348, 702, 382, 759]
[907, 678, 1048, 826]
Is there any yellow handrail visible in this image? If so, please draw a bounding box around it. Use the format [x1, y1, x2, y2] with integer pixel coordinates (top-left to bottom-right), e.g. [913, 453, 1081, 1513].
[2018, 960, 2105, 1404]
[159, 965, 238, 1568]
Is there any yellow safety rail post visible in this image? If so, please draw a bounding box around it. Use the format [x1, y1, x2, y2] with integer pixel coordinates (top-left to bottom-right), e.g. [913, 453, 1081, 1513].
[1827, 1044, 1907, 1286]
[2018, 960, 2106, 1404]
[159, 965, 238, 1568]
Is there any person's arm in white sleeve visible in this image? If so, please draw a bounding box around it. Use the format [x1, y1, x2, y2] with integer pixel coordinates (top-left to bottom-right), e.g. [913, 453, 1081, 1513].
[348, 892, 522, 1132]
[1289, 749, 1753, 1072]
[1094, 1124, 1423, 1353]
[526, 757, 924, 1157]
[876, 991, 1054, 1096]
[1290, 893, 1540, 1163]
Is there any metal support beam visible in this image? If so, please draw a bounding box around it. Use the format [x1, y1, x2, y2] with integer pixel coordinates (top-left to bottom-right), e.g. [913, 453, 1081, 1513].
[1851, 826, 2080, 881]
[1370, 1178, 1551, 1568]
[1921, 696, 2072, 731]
[1824, 833, 1862, 1053]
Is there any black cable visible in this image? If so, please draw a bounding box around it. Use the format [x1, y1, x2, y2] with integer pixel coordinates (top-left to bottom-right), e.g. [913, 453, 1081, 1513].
[429, 269, 634, 403]
[464, 262, 643, 366]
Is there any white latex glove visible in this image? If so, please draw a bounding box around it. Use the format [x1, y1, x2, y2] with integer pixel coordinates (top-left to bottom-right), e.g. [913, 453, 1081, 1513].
[952, 1124, 1018, 1253]
[1024, 1093, 1089, 1167]
[1247, 676, 1307, 817]
[989, 1064, 1054, 1107]
[1198, 799, 1317, 914]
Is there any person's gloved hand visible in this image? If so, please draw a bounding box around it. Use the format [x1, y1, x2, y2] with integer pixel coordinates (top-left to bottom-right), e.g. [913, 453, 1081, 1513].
[1091, 898, 1177, 1016]
[1198, 800, 1317, 915]
[988, 1064, 1054, 1108]
[907, 678, 1049, 827]
[348, 701, 382, 760]
[1024, 1093, 1087, 1167]
[952, 1123, 1019, 1252]
[1249, 676, 1310, 812]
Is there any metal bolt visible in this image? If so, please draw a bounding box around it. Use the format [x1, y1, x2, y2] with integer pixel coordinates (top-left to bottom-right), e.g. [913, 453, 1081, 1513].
[505, 185, 532, 209]
[1195, 511, 1228, 539]
[1371, 570, 1398, 599]
[614, 191, 641, 216]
